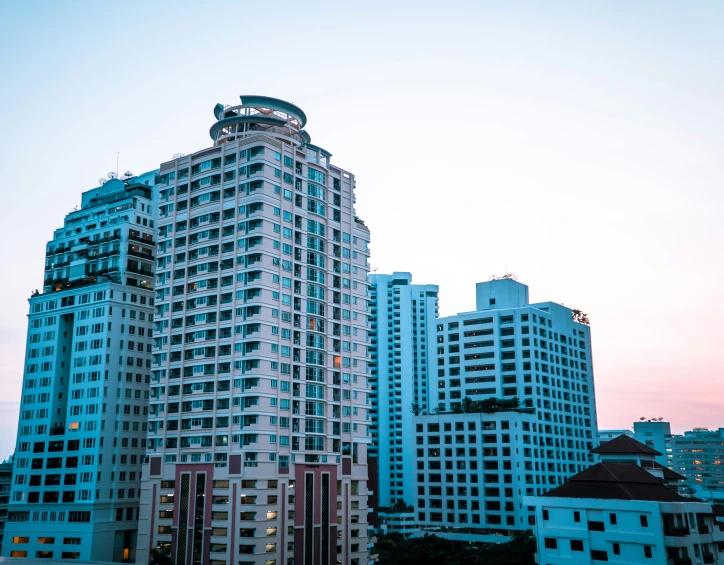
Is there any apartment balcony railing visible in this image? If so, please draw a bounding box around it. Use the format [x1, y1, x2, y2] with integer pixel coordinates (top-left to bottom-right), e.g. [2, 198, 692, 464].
[127, 266, 154, 276]
[128, 250, 156, 261]
[129, 234, 155, 244]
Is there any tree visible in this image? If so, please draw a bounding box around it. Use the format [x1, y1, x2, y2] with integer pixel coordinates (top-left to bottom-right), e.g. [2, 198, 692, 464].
[410, 403, 421, 416]
[462, 396, 476, 413]
[373, 532, 536, 565]
[572, 309, 590, 325]
[149, 546, 173, 565]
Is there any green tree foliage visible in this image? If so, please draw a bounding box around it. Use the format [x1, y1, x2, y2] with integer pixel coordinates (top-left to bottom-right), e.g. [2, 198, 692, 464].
[375, 531, 536, 565]
[149, 546, 173, 565]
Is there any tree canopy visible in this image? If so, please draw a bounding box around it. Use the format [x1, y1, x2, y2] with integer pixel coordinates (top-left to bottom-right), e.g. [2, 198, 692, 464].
[375, 531, 536, 565]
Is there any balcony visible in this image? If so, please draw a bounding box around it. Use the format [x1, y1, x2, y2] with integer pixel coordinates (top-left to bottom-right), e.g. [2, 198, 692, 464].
[128, 250, 156, 261]
[129, 234, 155, 245]
[127, 265, 154, 276]
[665, 526, 689, 537]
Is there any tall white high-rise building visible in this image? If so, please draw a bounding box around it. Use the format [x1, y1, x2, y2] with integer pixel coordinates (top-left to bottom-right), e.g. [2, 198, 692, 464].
[138, 96, 373, 565]
[415, 276, 598, 539]
[368, 272, 438, 508]
[3, 171, 158, 562]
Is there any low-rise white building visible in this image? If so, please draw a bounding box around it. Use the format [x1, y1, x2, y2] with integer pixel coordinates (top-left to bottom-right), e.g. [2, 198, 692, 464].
[526, 435, 724, 565]
[413, 409, 538, 541]
[378, 508, 418, 537]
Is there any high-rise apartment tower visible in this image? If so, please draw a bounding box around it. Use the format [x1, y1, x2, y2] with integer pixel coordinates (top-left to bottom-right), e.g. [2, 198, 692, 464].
[138, 96, 373, 565]
[415, 277, 598, 538]
[3, 171, 158, 562]
[368, 272, 438, 508]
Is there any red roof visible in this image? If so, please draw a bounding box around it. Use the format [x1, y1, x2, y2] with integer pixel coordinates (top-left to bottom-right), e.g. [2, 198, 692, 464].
[543, 463, 688, 502]
[592, 434, 662, 456]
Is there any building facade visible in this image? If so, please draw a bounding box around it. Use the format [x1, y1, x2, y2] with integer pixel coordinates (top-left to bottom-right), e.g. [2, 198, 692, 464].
[414, 277, 598, 539]
[527, 435, 724, 565]
[413, 410, 538, 540]
[597, 429, 634, 445]
[3, 172, 158, 562]
[0, 459, 13, 555]
[669, 428, 724, 501]
[368, 272, 438, 508]
[137, 96, 373, 565]
[633, 420, 672, 468]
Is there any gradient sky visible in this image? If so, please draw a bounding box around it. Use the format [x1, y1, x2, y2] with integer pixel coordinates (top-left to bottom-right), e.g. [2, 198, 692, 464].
[0, 1, 722, 458]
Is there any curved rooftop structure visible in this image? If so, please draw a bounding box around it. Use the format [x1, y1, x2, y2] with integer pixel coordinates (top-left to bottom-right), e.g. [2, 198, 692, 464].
[210, 95, 311, 146]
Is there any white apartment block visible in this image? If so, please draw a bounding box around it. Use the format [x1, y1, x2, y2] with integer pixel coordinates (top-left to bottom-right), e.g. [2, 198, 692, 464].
[527, 435, 724, 565]
[3, 172, 158, 562]
[669, 428, 724, 502]
[413, 410, 538, 541]
[633, 420, 672, 468]
[415, 276, 597, 539]
[368, 272, 438, 508]
[138, 96, 373, 565]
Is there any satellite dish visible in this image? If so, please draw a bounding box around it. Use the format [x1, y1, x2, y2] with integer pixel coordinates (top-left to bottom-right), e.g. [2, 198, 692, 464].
[98, 178, 107, 185]
[172, 153, 186, 159]
[122, 171, 134, 180]
[489, 273, 518, 282]
[107, 171, 118, 179]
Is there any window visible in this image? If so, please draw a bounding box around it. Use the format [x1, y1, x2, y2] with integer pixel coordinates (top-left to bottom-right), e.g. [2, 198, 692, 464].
[588, 520, 604, 532]
[609, 513, 617, 525]
[570, 539, 584, 552]
[640, 515, 648, 527]
[542, 509, 549, 520]
[573, 511, 580, 522]
[590, 549, 608, 561]
[644, 546, 652, 559]
[612, 543, 620, 555]
[544, 538, 557, 549]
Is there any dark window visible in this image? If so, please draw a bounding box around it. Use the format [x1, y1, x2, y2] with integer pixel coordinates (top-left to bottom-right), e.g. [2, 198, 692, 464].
[544, 538, 557, 549]
[609, 513, 617, 525]
[612, 543, 620, 555]
[542, 509, 549, 521]
[640, 515, 648, 527]
[591, 549, 608, 561]
[574, 511, 581, 523]
[644, 546, 652, 558]
[588, 520, 605, 532]
[571, 540, 584, 552]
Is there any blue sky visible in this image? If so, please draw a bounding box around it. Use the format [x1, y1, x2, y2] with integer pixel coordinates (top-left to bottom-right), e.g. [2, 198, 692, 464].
[0, 1, 723, 457]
